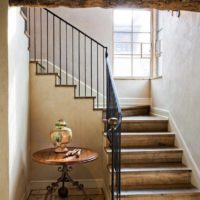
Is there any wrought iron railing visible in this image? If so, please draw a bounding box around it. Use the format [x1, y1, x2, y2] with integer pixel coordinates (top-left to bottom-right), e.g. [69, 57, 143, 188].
[106, 50, 122, 200]
[24, 7, 122, 199]
[28, 8, 107, 108]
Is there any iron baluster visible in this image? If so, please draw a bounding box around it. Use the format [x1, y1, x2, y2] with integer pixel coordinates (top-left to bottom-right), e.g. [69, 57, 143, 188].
[40, 9, 42, 70]
[59, 19, 61, 85]
[91, 40, 92, 96]
[53, 16, 55, 73]
[97, 44, 99, 107]
[66, 24, 68, 85]
[78, 31, 80, 96]
[84, 36, 87, 96]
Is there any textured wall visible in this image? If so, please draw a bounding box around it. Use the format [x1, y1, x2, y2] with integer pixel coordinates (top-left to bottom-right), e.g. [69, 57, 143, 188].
[0, 0, 9, 199]
[8, 7, 30, 200]
[151, 10, 200, 172]
[30, 63, 104, 185]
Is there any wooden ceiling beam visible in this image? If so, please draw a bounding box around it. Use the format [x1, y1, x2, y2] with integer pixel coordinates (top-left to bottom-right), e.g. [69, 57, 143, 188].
[9, 0, 200, 12]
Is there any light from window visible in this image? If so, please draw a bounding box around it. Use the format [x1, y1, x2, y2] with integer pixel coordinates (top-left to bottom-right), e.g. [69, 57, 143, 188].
[113, 9, 152, 77]
[156, 11, 163, 77]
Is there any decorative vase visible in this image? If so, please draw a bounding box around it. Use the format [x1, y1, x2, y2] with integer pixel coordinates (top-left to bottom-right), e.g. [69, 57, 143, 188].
[50, 119, 72, 153]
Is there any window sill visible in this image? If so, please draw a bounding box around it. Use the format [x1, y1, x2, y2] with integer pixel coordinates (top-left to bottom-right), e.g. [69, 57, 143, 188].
[114, 76, 150, 80]
[151, 76, 163, 80]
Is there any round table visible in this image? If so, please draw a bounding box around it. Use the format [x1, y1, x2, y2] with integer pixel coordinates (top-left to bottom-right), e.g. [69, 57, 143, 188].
[32, 147, 98, 199]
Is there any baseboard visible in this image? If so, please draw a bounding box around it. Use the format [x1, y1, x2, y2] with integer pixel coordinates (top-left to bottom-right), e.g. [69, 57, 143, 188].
[102, 182, 110, 200]
[30, 178, 104, 190]
[119, 97, 151, 107]
[21, 184, 31, 200]
[151, 107, 200, 189]
[102, 181, 110, 200]
[151, 107, 169, 118]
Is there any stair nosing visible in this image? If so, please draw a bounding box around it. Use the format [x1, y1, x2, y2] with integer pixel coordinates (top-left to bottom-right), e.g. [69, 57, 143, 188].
[104, 132, 175, 136]
[105, 147, 183, 153]
[108, 167, 192, 173]
[118, 188, 200, 196]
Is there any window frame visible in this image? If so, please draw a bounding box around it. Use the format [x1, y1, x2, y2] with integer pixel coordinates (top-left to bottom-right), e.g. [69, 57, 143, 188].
[112, 8, 153, 80]
[151, 9, 163, 79]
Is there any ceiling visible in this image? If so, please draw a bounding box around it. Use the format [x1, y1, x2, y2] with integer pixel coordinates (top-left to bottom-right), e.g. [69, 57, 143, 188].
[9, 0, 200, 12]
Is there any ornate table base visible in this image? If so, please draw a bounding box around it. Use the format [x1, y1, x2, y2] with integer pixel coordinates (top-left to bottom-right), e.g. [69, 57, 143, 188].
[45, 165, 91, 200]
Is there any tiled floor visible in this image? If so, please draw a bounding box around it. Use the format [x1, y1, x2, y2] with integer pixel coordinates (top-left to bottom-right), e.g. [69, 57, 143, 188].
[28, 188, 105, 200]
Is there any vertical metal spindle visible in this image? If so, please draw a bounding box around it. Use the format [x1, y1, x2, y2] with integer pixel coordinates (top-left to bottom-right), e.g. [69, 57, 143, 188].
[78, 32, 80, 96]
[72, 28, 74, 85]
[40, 9, 42, 70]
[34, 8, 36, 62]
[59, 20, 61, 85]
[97, 44, 99, 107]
[28, 8, 30, 53]
[103, 48, 105, 108]
[47, 11, 49, 73]
[53, 16, 55, 73]
[91, 40, 93, 96]
[66, 24, 68, 85]
[84, 36, 86, 96]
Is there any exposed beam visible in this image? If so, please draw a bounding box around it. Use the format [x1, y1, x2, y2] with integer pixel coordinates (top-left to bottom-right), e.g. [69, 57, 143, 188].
[9, 0, 200, 12]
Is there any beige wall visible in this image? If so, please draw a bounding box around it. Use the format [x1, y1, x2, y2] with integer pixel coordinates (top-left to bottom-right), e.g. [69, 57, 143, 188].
[8, 7, 30, 200]
[115, 79, 151, 105]
[30, 63, 104, 186]
[151, 11, 200, 174]
[30, 7, 151, 105]
[0, 4, 29, 200]
[0, 0, 9, 199]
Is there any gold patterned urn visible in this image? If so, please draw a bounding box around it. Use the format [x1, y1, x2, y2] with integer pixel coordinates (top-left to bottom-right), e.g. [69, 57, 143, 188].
[50, 119, 72, 153]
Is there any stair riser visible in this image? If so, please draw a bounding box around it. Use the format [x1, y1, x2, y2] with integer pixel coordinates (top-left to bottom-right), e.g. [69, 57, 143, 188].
[113, 171, 191, 188]
[120, 135, 174, 148]
[120, 194, 200, 200]
[103, 106, 150, 118]
[121, 121, 168, 132]
[108, 151, 182, 164]
[105, 135, 175, 148]
[121, 107, 150, 117]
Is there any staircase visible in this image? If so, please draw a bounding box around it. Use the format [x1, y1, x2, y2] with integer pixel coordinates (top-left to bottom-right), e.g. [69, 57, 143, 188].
[21, 7, 200, 200]
[104, 106, 200, 199]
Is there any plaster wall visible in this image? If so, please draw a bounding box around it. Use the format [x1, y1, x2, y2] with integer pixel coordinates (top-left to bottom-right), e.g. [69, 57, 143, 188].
[30, 63, 104, 186]
[151, 11, 200, 174]
[8, 7, 30, 200]
[30, 7, 151, 106]
[0, 0, 9, 199]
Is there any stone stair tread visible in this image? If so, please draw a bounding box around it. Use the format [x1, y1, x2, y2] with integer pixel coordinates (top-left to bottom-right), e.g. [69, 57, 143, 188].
[119, 188, 200, 196]
[105, 147, 182, 153]
[104, 132, 174, 136]
[122, 116, 168, 122]
[109, 163, 186, 169]
[103, 115, 168, 123]
[108, 166, 190, 173]
[101, 105, 150, 111]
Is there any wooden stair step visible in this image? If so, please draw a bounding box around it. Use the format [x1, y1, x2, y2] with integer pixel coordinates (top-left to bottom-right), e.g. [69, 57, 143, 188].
[111, 162, 186, 169]
[121, 116, 168, 132]
[104, 132, 175, 148]
[121, 105, 150, 117]
[106, 148, 183, 164]
[102, 105, 150, 118]
[109, 167, 192, 188]
[119, 188, 200, 200]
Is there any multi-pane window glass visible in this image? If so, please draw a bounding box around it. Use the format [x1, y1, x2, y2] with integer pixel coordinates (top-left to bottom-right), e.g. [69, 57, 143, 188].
[114, 9, 152, 77]
[156, 11, 163, 77]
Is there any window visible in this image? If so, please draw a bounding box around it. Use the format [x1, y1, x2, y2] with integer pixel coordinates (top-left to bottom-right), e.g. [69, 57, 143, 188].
[113, 9, 152, 78]
[155, 10, 163, 77]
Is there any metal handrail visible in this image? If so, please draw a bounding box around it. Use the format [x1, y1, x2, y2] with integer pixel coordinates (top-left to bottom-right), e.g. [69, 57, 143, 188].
[106, 50, 122, 200]
[44, 8, 107, 49]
